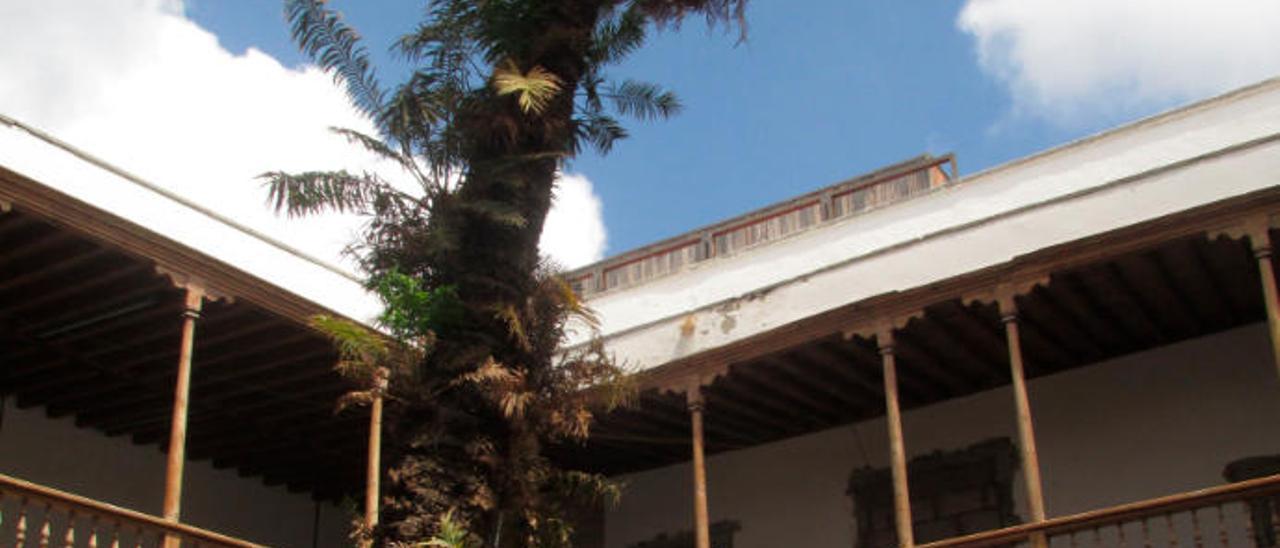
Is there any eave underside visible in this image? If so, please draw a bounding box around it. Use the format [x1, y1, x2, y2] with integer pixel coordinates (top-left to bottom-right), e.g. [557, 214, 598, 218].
[559, 190, 1278, 477]
[0, 207, 365, 500]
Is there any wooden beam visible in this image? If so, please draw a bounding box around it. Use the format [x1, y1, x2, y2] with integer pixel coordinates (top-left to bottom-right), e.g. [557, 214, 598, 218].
[1191, 238, 1245, 322]
[35, 330, 317, 415]
[643, 391, 759, 447]
[902, 319, 1001, 387]
[83, 348, 334, 433]
[700, 387, 795, 437]
[1098, 263, 1169, 344]
[839, 338, 939, 405]
[746, 359, 848, 424]
[141, 381, 347, 450]
[762, 355, 875, 418]
[1112, 254, 1199, 340]
[1022, 287, 1110, 360]
[1161, 240, 1236, 329]
[930, 303, 1012, 377]
[0, 247, 114, 294]
[718, 369, 832, 429]
[790, 344, 884, 404]
[891, 340, 971, 399]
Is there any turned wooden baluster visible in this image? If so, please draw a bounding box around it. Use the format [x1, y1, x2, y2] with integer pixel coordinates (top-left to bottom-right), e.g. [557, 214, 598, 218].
[129, 525, 145, 548]
[15, 497, 30, 546]
[86, 516, 99, 548]
[1272, 495, 1280, 543]
[1118, 520, 1129, 548]
[105, 521, 121, 548]
[1091, 525, 1103, 548]
[38, 502, 52, 548]
[62, 509, 76, 548]
[1141, 517, 1154, 548]
[1212, 504, 1229, 548]
[1164, 512, 1180, 548]
[1189, 508, 1204, 548]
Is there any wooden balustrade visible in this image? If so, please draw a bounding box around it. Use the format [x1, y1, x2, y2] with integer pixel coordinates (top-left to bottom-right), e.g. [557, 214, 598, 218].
[565, 155, 956, 297]
[0, 473, 262, 548]
[919, 474, 1280, 548]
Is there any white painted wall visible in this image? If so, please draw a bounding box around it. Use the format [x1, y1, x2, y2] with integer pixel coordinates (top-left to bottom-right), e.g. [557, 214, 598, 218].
[578, 78, 1280, 373]
[604, 323, 1280, 548]
[0, 399, 350, 547]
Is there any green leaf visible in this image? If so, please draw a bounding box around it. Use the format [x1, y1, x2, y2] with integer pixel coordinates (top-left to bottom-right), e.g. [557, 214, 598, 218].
[606, 80, 682, 121]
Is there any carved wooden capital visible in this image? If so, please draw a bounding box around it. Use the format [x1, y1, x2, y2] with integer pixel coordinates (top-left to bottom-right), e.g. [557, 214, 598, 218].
[1208, 213, 1278, 254]
[686, 381, 705, 412]
[963, 276, 1048, 316]
[842, 312, 921, 348]
[155, 265, 233, 304]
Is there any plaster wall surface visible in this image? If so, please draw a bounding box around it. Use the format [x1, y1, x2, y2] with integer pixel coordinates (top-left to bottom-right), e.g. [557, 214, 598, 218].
[0, 398, 350, 547]
[604, 323, 1280, 548]
[577, 79, 1280, 372]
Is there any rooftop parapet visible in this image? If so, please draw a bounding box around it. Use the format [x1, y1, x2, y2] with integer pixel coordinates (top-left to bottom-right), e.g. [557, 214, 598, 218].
[565, 153, 957, 297]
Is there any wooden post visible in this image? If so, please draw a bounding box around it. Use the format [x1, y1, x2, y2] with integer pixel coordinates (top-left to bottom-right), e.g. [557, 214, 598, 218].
[688, 385, 711, 548]
[878, 327, 914, 548]
[999, 295, 1048, 548]
[1250, 231, 1280, 378]
[364, 367, 389, 545]
[162, 285, 203, 547]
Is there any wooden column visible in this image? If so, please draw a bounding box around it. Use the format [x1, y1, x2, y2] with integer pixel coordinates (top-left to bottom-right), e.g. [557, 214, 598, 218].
[688, 385, 711, 548]
[364, 367, 389, 543]
[1250, 230, 1280, 378]
[162, 285, 203, 547]
[878, 327, 914, 548]
[999, 295, 1048, 547]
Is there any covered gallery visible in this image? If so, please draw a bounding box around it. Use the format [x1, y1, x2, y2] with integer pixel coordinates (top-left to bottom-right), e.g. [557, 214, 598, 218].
[4, 77, 1280, 548]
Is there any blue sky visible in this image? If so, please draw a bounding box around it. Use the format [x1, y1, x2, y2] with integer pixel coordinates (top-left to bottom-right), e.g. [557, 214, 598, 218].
[6, 1, 1279, 271]
[183, 2, 1097, 253]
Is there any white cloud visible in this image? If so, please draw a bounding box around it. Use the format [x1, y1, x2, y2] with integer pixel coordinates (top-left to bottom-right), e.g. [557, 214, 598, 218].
[958, 0, 1280, 125]
[541, 173, 608, 269]
[0, 0, 607, 280]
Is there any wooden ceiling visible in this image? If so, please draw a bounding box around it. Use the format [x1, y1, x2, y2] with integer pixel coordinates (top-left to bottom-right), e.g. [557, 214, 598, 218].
[560, 232, 1269, 475]
[0, 208, 365, 500]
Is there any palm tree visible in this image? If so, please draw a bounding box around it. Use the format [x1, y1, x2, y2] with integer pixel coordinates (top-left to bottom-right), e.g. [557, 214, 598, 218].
[263, 1, 746, 546]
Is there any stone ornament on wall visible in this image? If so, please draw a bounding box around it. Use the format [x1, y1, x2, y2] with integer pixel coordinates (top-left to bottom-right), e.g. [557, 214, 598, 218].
[848, 438, 1021, 548]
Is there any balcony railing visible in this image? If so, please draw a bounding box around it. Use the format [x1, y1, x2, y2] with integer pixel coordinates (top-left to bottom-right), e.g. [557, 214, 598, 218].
[0, 473, 261, 547]
[565, 154, 957, 298]
[920, 474, 1280, 548]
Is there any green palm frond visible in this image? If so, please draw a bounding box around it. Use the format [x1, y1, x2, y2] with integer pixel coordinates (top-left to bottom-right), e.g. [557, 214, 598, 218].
[588, 6, 648, 66]
[284, 0, 385, 122]
[606, 80, 681, 121]
[418, 509, 474, 548]
[573, 111, 628, 155]
[259, 169, 414, 218]
[633, 0, 749, 41]
[328, 127, 431, 185]
[493, 60, 564, 114]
